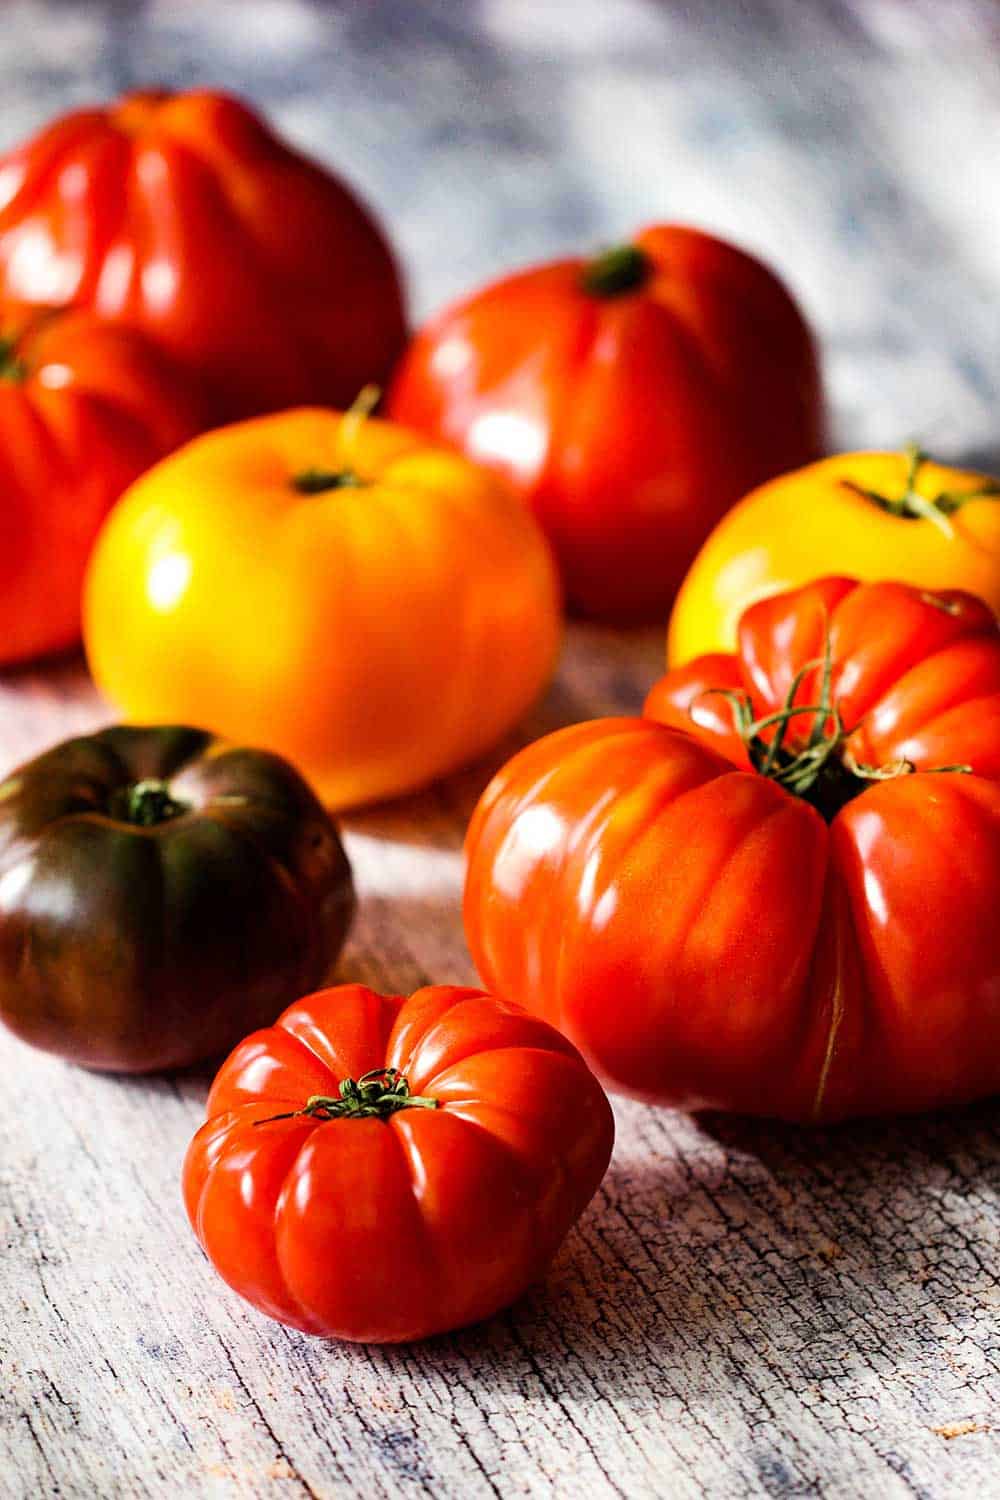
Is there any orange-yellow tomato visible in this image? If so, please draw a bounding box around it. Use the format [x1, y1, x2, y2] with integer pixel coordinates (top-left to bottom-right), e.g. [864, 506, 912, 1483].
[668, 449, 1000, 665]
[83, 409, 561, 808]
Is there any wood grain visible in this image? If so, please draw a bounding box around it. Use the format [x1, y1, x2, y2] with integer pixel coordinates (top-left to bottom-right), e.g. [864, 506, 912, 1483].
[2, 2, 1000, 1497]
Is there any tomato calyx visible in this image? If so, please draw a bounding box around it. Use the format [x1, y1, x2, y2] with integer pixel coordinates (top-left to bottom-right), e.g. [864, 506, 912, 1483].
[293, 468, 367, 494]
[112, 778, 190, 827]
[703, 634, 971, 821]
[580, 244, 651, 298]
[840, 443, 1000, 538]
[254, 1067, 440, 1126]
[0, 333, 27, 384]
[292, 384, 381, 495]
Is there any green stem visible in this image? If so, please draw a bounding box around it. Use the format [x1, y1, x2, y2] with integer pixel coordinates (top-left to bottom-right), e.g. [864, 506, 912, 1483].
[580, 244, 651, 298]
[698, 624, 971, 821]
[291, 383, 381, 494]
[292, 468, 367, 494]
[254, 1068, 440, 1126]
[0, 334, 27, 384]
[123, 779, 189, 827]
[840, 443, 1000, 537]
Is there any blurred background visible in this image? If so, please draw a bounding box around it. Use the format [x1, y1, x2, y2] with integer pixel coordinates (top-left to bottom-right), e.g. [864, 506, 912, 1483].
[4, 0, 997, 464]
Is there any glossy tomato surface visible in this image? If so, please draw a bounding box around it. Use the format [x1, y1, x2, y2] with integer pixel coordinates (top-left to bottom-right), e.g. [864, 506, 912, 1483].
[0, 726, 354, 1072]
[668, 449, 1000, 665]
[0, 305, 201, 663]
[83, 408, 561, 808]
[183, 983, 614, 1342]
[389, 225, 823, 621]
[0, 89, 406, 423]
[465, 578, 1000, 1122]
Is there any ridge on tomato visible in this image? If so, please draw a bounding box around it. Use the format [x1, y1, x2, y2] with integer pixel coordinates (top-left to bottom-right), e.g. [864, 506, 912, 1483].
[0, 304, 202, 664]
[182, 983, 614, 1343]
[464, 577, 1000, 1123]
[668, 446, 1000, 665]
[0, 89, 406, 423]
[389, 224, 823, 622]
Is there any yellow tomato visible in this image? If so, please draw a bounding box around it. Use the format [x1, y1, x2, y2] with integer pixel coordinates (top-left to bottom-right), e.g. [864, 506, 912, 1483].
[668, 448, 1000, 664]
[84, 407, 561, 808]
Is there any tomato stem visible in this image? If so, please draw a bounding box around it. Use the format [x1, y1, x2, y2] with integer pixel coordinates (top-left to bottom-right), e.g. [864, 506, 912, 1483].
[254, 1067, 439, 1126]
[839, 443, 1000, 536]
[580, 244, 651, 298]
[0, 334, 27, 384]
[291, 384, 381, 495]
[119, 779, 190, 827]
[292, 468, 367, 493]
[700, 625, 971, 820]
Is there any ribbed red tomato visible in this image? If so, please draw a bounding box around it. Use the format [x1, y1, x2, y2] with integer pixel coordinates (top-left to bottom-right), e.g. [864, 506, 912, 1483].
[464, 578, 1000, 1122]
[183, 984, 614, 1342]
[0, 89, 406, 423]
[389, 225, 822, 621]
[0, 304, 202, 663]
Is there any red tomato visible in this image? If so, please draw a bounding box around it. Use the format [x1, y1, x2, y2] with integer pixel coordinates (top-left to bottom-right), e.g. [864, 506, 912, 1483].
[388, 225, 823, 621]
[0, 89, 406, 423]
[0, 305, 202, 663]
[183, 983, 614, 1342]
[464, 579, 1000, 1122]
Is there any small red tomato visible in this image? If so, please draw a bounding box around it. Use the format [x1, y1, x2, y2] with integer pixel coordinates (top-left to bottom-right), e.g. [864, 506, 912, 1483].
[183, 984, 614, 1342]
[464, 579, 1000, 1123]
[389, 225, 823, 621]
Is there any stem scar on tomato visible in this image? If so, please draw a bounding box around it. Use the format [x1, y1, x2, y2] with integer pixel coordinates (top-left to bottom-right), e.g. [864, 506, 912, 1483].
[839, 443, 1000, 538]
[254, 1066, 440, 1126]
[697, 624, 971, 821]
[0, 333, 27, 384]
[579, 244, 652, 298]
[292, 384, 381, 494]
[113, 778, 190, 826]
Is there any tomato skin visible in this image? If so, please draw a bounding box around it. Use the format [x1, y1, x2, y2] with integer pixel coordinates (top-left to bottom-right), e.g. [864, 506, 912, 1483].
[464, 579, 1000, 1122]
[182, 984, 614, 1343]
[388, 224, 822, 622]
[0, 306, 202, 663]
[668, 451, 1000, 665]
[83, 409, 561, 809]
[0, 89, 406, 424]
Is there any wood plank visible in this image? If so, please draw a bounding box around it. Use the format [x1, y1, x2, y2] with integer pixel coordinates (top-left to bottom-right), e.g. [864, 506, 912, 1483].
[3, 624, 999, 1500]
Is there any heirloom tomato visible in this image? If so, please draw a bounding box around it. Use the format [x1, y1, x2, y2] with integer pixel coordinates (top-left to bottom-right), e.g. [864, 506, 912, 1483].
[389, 225, 822, 621]
[0, 726, 354, 1072]
[83, 407, 561, 808]
[183, 983, 614, 1342]
[465, 577, 1000, 1123]
[668, 447, 1000, 665]
[0, 89, 406, 423]
[0, 305, 201, 663]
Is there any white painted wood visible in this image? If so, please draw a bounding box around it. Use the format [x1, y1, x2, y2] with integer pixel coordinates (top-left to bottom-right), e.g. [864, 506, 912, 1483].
[2, 3, 1000, 1497]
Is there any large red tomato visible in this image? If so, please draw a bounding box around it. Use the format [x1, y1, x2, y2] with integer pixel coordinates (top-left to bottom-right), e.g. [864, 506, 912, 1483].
[0, 304, 202, 663]
[389, 225, 823, 621]
[464, 578, 1000, 1123]
[183, 983, 614, 1343]
[0, 89, 406, 423]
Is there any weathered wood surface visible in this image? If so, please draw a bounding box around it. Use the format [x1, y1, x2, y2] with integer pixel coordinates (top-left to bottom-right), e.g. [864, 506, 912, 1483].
[3, 2, 1000, 1497]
